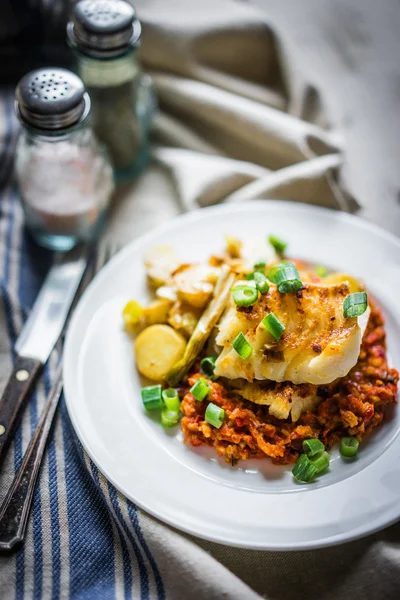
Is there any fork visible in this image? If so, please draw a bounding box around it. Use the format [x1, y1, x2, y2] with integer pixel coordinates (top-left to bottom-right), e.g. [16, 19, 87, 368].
[0, 244, 117, 551]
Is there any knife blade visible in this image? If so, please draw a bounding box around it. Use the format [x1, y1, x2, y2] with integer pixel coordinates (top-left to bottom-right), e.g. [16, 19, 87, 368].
[0, 245, 88, 463]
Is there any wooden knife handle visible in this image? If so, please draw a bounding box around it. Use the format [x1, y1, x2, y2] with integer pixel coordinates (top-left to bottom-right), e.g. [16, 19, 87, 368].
[0, 356, 42, 463]
[0, 365, 63, 551]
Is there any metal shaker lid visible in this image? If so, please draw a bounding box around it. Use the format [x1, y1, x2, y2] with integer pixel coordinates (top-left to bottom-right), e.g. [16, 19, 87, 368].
[15, 68, 90, 132]
[67, 0, 141, 58]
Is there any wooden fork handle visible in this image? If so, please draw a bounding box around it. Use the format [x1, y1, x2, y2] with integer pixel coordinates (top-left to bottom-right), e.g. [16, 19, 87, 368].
[0, 356, 42, 464]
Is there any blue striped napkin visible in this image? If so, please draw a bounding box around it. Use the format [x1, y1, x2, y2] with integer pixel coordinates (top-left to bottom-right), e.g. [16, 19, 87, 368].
[0, 90, 165, 600]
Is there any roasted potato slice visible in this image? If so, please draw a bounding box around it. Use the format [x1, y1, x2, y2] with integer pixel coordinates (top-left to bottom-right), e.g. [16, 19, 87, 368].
[172, 264, 220, 308]
[135, 324, 186, 381]
[168, 301, 202, 338]
[143, 299, 173, 326]
[144, 245, 179, 289]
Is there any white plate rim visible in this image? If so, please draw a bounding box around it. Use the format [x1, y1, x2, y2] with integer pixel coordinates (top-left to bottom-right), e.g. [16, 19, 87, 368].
[63, 201, 400, 550]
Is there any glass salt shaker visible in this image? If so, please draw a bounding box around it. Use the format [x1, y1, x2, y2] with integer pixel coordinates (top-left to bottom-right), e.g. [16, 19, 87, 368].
[14, 67, 114, 251]
[67, 0, 156, 180]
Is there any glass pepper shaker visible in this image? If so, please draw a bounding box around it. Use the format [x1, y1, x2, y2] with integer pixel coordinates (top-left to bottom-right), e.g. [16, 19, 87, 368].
[67, 0, 156, 180]
[15, 67, 114, 251]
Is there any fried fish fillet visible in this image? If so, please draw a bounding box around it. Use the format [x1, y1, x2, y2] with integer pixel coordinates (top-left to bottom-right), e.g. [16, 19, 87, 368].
[226, 379, 321, 421]
[214, 281, 370, 385]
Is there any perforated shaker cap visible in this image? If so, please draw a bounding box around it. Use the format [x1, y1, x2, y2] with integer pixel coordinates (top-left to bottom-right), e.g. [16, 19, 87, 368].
[67, 0, 141, 58]
[15, 68, 90, 131]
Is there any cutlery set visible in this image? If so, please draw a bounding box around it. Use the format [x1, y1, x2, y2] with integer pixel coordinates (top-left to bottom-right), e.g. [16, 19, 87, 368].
[0, 244, 112, 550]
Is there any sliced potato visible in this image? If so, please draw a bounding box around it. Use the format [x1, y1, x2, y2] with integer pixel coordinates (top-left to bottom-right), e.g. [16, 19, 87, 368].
[323, 273, 362, 294]
[144, 245, 179, 289]
[135, 324, 186, 381]
[168, 301, 202, 338]
[172, 264, 220, 308]
[143, 299, 173, 326]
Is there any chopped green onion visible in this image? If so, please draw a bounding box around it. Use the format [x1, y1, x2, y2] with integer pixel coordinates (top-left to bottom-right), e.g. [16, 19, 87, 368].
[200, 356, 217, 379]
[279, 281, 302, 293]
[340, 436, 359, 458]
[267, 261, 299, 282]
[190, 377, 211, 402]
[268, 234, 287, 254]
[343, 292, 368, 318]
[205, 402, 225, 428]
[267, 262, 302, 294]
[254, 272, 270, 294]
[316, 265, 328, 278]
[232, 332, 253, 359]
[231, 285, 258, 307]
[161, 408, 180, 428]
[292, 454, 318, 483]
[303, 438, 325, 457]
[253, 260, 266, 272]
[310, 451, 330, 474]
[261, 313, 285, 341]
[246, 272, 255, 280]
[162, 388, 180, 412]
[141, 385, 163, 410]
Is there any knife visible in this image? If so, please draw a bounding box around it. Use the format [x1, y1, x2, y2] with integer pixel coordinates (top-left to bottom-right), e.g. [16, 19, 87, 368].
[0, 245, 87, 463]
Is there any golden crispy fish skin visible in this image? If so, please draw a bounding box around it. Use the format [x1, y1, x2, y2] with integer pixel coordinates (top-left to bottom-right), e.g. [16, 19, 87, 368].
[215, 281, 370, 385]
[226, 378, 321, 421]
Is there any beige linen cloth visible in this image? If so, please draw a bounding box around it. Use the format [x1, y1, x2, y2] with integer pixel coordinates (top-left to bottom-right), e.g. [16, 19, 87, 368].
[107, 0, 360, 245]
[100, 1, 400, 598]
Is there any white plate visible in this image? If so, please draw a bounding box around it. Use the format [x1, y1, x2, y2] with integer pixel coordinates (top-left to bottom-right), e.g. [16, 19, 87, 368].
[64, 202, 400, 550]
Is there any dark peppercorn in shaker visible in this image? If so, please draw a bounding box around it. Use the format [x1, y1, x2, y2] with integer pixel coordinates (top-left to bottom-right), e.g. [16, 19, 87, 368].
[67, 0, 156, 180]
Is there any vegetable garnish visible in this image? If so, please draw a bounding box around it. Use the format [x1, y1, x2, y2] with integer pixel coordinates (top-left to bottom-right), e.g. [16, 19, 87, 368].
[268, 234, 287, 254]
[253, 260, 266, 272]
[316, 265, 328, 278]
[292, 454, 318, 482]
[161, 409, 180, 428]
[261, 313, 285, 341]
[141, 385, 163, 410]
[292, 447, 330, 482]
[232, 332, 253, 359]
[231, 285, 258, 307]
[267, 262, 302, 294]
[310, 451, 330, 474]
[254, 272, 270, 294]
[303, 438, 325, 457]
[340, 436, 359, 458]
[205, 402, 225, 428]
[343, 292, 368, 318]
[190, 377, 211, 402]
[162, 388, 180, 412]
[200, 356, 217, 379]
[293, 436, 330, 482]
